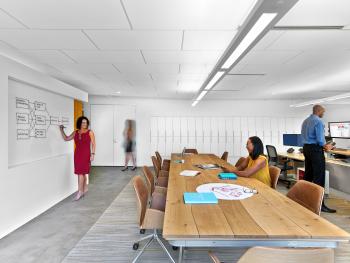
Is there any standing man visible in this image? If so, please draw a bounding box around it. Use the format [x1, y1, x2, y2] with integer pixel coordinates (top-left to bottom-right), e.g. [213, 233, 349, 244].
[301, 105, 336, 213]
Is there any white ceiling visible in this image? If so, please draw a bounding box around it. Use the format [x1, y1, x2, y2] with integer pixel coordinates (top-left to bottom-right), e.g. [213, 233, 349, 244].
[0, 0, 350, 101]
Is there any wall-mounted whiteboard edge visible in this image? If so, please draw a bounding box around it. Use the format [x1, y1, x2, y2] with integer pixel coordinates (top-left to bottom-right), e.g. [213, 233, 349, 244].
[0, 54, 88, 102]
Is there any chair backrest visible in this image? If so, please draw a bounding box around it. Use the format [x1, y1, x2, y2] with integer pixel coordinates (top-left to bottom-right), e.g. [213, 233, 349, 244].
[287, 180, 324, 215]
[151, 156, 160, 178]
[238, 247, 334, 263]
[155, 151, 162, 166]
[184, 148, 198, 154]
[142, 166, 155, 195]
[133, 176, 149, 227]
[266, 145, 279, 164]
[221, 151, 228, 162]
[235, 157, 246, 167]
[269, 166, 281, 189]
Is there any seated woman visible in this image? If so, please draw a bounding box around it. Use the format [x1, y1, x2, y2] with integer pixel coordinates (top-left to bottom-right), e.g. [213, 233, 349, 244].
[224, 136, 271, 186]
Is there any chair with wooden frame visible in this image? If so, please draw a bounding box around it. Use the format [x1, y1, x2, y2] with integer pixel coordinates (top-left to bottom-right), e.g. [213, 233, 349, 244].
[151, 156, 169, 179]
[269, 166, 281, 189]
[184, 148, 198, 154]
[132, 176, 175, 263]
[155, 151, 170, 171]
[143, 166, 167, 196]
[287, 180, 324, 215]
[221, 151, 228, 162]
[235, 157, 246, 168]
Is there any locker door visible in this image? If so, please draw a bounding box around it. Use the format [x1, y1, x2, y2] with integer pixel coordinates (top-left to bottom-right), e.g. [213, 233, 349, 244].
[195, 118, 203, 137]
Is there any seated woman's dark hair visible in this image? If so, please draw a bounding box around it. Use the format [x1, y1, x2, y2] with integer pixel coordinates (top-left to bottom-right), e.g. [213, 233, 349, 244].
[76, 116, 90, 129]
[249, 136, 264, 160]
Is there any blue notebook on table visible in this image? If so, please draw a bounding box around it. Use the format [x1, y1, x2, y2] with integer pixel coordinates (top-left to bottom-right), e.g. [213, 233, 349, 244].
[218, 172, 237, 180]
[183, 192, 218, 204]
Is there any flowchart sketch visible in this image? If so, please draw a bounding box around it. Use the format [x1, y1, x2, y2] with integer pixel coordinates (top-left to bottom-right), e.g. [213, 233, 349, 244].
[16, 98, 29, 109]
[50, 116, 59, 125]
[15, 97, 70, 140]
[17, 129, 30, 140]
[16, 113, 29, 124]
[9, 79, 74, 167]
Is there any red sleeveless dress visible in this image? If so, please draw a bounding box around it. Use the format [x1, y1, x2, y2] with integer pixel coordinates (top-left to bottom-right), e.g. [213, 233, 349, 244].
[74, 130, 91, 175]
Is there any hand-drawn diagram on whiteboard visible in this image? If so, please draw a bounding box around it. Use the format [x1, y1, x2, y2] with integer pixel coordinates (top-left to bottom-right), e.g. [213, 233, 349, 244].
[15, 97, 70, 140]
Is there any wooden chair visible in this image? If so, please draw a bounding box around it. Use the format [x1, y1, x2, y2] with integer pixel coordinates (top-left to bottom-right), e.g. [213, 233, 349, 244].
[132, 176, 175, 263]
[151, 156, 169, 179]
[287, 180, 324, 215]
[184, 148, 198, 154]
[142, 166, 167, 195]
[235, 157, 246, 167]
[269, 166, 281, 189]
[221, 151, 228, 162]
[155, 151, 170, 171]
[209, 247, 334, 263]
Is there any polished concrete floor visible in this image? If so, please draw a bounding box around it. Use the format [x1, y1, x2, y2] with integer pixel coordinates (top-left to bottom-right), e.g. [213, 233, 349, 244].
[0, 166, 137, 263]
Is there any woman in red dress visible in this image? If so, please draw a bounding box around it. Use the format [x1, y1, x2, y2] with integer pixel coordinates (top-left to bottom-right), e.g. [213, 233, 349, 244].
[60, 116, 96, 201]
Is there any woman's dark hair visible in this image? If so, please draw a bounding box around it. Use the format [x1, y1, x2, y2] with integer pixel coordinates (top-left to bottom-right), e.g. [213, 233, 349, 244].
[76, 116, 89, 129]
[249, 136, 264, 160]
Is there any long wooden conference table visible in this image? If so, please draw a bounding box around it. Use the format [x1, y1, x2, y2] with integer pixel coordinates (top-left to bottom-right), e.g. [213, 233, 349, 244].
[163, 153, 350, 263]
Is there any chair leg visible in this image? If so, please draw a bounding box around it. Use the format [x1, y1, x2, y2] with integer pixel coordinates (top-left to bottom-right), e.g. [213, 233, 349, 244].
[135, 233, 153, 243]
[132, 237, 154, 263]
[155, 234, 176, 263]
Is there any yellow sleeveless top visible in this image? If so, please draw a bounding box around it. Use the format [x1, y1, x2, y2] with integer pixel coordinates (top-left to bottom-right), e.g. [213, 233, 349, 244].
[247, 155, 271, 186]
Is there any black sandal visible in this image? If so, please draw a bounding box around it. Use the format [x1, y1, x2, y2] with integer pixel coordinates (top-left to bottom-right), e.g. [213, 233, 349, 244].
[131, 166, 137, 171]
[121, 167, 128, 171]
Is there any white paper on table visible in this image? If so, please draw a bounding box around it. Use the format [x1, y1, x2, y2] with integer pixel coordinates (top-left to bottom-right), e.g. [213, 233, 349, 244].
[180, 170, 200, 177]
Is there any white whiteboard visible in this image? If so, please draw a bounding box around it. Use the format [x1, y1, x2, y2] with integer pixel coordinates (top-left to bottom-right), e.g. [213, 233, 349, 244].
[8, 79, 74, 167]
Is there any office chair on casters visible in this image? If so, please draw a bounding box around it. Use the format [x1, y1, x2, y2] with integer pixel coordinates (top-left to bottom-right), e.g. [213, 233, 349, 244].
[132, 176, 175, 263]
[266, 145, 294, 188]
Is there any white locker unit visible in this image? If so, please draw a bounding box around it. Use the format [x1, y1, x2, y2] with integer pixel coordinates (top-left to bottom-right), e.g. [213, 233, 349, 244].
[203, 117, 211, 137]
[173, 117, 181, 137]
[149, 115, 303, 161]
[180, 117, 188, 139]
[165, 117, 173, 137]
[195, 118, 203, 137]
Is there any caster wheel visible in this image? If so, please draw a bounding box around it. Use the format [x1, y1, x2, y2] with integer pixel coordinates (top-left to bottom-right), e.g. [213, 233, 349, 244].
[172, 246, 178, 251]
[140, 229, 145, 234]
[133, 243, 139, 250]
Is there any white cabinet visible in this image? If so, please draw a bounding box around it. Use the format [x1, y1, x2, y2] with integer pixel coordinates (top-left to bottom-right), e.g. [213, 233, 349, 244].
[148, 115, 304, 160]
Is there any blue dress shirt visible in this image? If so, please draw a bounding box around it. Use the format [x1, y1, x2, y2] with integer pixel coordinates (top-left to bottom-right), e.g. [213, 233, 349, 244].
[301, 114, 326, 146]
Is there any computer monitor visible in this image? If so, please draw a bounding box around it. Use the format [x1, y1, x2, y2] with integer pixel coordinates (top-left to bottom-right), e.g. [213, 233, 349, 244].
[329, 122, 350, 139]
[283, 134, 303, 147]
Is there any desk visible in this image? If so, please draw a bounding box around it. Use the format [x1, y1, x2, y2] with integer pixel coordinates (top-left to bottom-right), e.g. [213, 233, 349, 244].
[163, 154, 350, 263]
[329, 148, 350, 157]
[278, 152, 350, 168]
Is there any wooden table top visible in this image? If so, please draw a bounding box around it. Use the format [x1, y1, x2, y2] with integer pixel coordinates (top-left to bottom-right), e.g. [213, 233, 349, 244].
[163, 154, 350, 241]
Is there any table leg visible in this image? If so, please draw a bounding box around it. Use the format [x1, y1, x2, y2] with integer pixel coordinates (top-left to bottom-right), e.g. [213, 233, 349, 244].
[178, 246, 184, 263]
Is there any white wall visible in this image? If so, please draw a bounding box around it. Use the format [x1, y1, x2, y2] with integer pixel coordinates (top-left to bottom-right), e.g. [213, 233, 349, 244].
[85, 96, 311, 166]
[0, 54, 87, 239]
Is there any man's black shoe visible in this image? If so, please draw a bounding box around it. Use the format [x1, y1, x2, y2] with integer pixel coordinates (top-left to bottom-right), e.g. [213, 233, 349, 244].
[321, 204, 336, 213]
